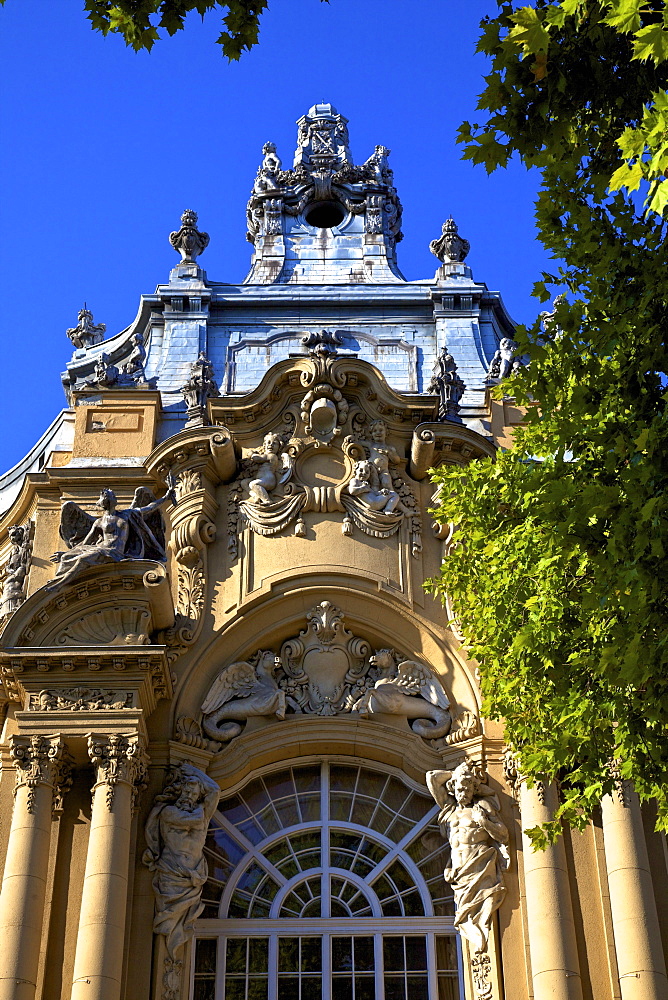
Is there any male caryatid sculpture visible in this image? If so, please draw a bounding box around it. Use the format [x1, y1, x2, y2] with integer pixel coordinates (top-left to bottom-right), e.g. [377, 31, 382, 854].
[143, 763, 220, 959]
[46, 486, 174, 591]
[426, 761, 509, 956]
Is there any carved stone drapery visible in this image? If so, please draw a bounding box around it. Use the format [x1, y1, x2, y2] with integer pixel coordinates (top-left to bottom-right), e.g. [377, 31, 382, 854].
[201, 601, 452, 745]
[10, 734, 73, 814]
[426, 761, 509, 1000]
[0, 522, 33, 618]
[88, 732, 148, 811]
[149, 426, 237, 640]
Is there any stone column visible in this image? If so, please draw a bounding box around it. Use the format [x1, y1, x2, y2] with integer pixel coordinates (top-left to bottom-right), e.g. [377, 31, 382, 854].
[520, 781, 584, 1000]
[0, 734, 71, 1000]
[70, 733, 148, 1000]
[602, 782, 668, 1000]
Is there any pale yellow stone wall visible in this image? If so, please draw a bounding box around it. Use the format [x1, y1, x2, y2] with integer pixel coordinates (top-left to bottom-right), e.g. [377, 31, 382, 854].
[0, 356, 664, 1000]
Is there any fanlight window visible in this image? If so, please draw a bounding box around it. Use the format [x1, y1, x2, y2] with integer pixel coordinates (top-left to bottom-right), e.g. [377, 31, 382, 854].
[193, 762, 461, 1000]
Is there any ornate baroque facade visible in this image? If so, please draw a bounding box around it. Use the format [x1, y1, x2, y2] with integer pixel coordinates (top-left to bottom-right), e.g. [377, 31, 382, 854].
[0, 104, 665, 1000]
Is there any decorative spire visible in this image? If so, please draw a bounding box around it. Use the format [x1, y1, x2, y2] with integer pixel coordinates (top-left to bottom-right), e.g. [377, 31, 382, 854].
[180, 352, 220, 427]
[427, 346, 466, 420]
[429, 217, 470, 264]
[66, 304, 106, 350]
[169, 210, 210, 264]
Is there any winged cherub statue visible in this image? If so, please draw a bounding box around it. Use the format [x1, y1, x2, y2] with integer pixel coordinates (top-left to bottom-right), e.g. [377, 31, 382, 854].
[45, 486, 174, 592]
[426, 762, 510, 956]
[353, 649, 451, 738]
[201, 650, 286, 742]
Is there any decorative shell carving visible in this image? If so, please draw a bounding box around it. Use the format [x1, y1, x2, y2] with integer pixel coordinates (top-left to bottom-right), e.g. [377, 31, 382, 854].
[56, 607, 152, 646]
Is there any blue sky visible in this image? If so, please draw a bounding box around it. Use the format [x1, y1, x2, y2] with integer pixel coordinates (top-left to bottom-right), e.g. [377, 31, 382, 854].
[0, 0, 548, 474]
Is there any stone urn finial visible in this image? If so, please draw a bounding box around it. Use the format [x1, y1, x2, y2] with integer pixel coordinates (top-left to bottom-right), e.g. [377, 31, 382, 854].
[430, 217, 470, 264]
[169, 210, 210, 264]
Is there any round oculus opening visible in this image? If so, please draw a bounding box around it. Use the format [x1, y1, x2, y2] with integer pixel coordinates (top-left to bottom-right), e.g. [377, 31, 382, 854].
[304, 202, 346, 229]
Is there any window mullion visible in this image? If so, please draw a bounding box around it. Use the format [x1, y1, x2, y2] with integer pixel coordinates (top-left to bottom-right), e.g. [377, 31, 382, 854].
[322, 932, 331, 1000]
[374, 933, 385, 1000]
[321, 761, 330, 919]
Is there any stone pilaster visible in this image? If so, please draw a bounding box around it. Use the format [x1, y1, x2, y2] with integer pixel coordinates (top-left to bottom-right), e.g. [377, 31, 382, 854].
[70, 733, 148, 1000]
[517, 778, 584, 1000]
[0, 735, 71, 1000]
[602, 782, 668, 1000]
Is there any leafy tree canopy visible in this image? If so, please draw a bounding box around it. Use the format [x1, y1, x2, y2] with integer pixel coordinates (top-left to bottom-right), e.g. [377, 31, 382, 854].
[429, 0, 668, 846]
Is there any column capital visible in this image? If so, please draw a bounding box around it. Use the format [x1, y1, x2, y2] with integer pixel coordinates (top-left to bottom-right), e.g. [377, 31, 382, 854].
[503, 749, 547, 804]
[9, 733, 72, 814]
[87, 732, 149, 812]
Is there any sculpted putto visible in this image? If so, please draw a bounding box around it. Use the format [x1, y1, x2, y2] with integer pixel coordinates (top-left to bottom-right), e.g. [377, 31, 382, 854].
[143, 763, 220, 958]
[201, 650, 286, 742]
[486, 338, 522, 381]
[347, 460, 399, 513]
[354, 649, 451, 738]
[246, 433, 293, 505]
[426, 761, 509, 955]
[46, 486, 174, 591]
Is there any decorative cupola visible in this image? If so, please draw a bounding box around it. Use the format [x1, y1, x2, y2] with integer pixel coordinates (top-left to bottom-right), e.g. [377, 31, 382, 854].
[244, 103, 404, 284]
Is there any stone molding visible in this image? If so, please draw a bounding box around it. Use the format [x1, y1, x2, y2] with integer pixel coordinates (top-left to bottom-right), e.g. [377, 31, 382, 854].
[148, 426, 237, 641]
[9, 733, 73, 814]
[88, 732, 149, 811]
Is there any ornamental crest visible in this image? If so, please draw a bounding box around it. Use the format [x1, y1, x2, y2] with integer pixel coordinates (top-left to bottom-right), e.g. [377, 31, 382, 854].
[199, 602, 452, 747]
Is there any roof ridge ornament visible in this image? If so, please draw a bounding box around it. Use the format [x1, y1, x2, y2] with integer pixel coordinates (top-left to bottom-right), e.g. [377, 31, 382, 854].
[169, 209, 210, 264]
[430, 217, 470, 264]
[66, 304, 106, 350]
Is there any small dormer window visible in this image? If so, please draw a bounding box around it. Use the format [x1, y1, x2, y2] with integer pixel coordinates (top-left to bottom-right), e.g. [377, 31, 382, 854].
[304, 202, 346, 229]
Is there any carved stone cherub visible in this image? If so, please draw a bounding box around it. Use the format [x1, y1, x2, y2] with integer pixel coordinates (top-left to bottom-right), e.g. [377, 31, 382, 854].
[201, 650, 286, 742]
[121, 332, 147, 382]
[45, 486, 174, 592]
[354, 648, 451, 738]
[367, 419, 401, 492]
[347, 459, 400, 513]
[143, 763, 220, 959]
[486, 338, 523, 381]
[246, 433, 293, 505]
[426, 761, 510, 955]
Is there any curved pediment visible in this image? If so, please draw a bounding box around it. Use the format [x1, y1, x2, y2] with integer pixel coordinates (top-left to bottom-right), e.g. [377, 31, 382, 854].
[0, 560, 173, 649]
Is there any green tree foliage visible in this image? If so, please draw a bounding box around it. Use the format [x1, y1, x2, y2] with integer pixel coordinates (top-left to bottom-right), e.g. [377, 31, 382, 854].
[0, 1, 327, 59]
[428, 1, 668, 847]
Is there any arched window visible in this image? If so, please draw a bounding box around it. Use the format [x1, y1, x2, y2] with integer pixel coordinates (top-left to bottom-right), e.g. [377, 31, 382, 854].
[191, 760, 462, 1000]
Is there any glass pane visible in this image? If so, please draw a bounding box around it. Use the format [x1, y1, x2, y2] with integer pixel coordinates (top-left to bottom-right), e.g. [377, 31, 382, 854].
[223, 795, 251, 826]
[382, 776, 410, 813]
[330, 793, 353, 821]
[279, 938, 299, 972]
[435, 937, 458, 972]
[383, 976, 405, 1000]
[224, 981, 245, 1000]
[330, 765, 358, 792]
[242, 779, 270, 814]
[355, 976, 375, 1000]
[294, 764, 321, 795]
[405, 938, 427, 971]
[301, 976, 322, 1000]
[358, 769, 387, 801]
[406, 976, 429, 999]
[438, 975, 460, 1000]
[196, 938, 217, 973]
[194, 982, 216, 1000]
[383, 938, 404, 972]
[264, 769, 294, 801]
[332, 937, 353, 972]
[249, 939, 269, 973]
[332, 979, 353, 1000]
[277, 976, 299, 1000]
[226, 939, 247, 974]
[330, 898, 350, 917]
[301, 937, 322, 972]
[248, 979, 269, 1000]
[353, 938, 374, 972]
[401, 890, 425, 916]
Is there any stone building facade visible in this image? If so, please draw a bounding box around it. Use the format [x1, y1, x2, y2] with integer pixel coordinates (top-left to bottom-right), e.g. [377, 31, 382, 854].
[0, 104, 665, 1000]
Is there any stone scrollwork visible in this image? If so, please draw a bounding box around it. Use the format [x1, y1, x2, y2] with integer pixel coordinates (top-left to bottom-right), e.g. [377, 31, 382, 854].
[88, 733, 149, 811]
[200, 602, 451, 745]
[426, 761, 509, 972]
[46, 487, 173, 593]
[201, 651, 285, 742]
[143, 763, 220, 959]
[9, 734, 73, 814]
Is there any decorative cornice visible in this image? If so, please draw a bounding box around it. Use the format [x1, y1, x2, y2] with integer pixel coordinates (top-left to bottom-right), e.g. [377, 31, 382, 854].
[88, 732, 149, 811]
[9, 734, 72, 814]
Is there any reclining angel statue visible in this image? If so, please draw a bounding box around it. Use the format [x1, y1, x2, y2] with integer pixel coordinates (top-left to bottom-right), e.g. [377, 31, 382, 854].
[46, 485, 175, 592]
